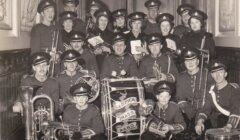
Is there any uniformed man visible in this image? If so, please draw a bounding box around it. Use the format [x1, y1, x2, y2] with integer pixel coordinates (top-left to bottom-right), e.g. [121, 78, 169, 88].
[175, 47, 213, 135]
[13, 52, 59, 114]
[173, 4, 194, 39]
[100, 33, 139, 79]
[156, 13, 180, 55]
[143, 0, 161, 34]
[59, 11, 77, 50]
[31, 0, 64, 54]
[139, 33, 178, 82]
[141, 81, 186, 140]
[180, 9, 216, 59]
[195, 60, 240, 135]
[62, 0, 86, 33]
[70, 31, 99, 77]
[125, 12, 148, 63]
[57, 50, 84, 104]
[89, 8, 113, 70]
[112, 9, 129, 34]
[63, 82, 106, 140]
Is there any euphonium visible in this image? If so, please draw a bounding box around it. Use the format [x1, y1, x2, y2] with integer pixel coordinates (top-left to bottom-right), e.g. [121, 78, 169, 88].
[20, 86, 55, 140]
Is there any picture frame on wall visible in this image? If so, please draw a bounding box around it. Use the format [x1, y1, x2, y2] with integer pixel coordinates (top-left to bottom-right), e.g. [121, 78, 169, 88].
[0, 0, 12, 30]
[210, 0, 240, 47]
[0, 0, 19, 37]
[215, 0, 239, 37]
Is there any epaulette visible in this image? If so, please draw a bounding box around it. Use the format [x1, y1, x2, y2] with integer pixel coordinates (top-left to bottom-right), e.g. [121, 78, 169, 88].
[169, 101, 178, 106]
[22, 74, 29, 79]
[229, 83, 240, 89]
[89, 103, 100, 111]
[204, 32, 213, 38]
[60, 70, 67, 75]
[123, 30, 130, 34]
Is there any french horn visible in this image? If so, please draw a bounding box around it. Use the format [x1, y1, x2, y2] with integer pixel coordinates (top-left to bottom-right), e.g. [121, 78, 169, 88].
[75, 70, 100, 103]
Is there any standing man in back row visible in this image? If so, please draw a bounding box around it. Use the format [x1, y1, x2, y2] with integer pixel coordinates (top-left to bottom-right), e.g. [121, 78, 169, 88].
[144, 0, 161, 34]
[173, 4, 195, 39]
[62, 0, 86, 33]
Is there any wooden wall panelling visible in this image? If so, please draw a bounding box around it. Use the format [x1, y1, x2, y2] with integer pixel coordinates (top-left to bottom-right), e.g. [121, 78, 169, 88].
[216, 47, 240, 85]
[0, 49, 30, 140]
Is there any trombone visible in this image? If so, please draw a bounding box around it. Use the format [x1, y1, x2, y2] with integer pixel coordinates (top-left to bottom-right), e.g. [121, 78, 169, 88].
[49, 29, 59, 78]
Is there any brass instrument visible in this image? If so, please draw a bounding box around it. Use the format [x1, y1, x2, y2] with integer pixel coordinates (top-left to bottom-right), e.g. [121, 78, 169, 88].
[75, 70, 100, 103]
[50, 29, 60, 78]
[198, 36, 210, 108]
[20, 86, 55, 140]
[45, 120, 95, 140]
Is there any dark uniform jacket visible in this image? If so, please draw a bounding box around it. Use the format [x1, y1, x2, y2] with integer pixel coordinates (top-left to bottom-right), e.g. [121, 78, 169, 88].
[19, 75, 60, 113]
[57, 71, 84, 100]
[61, 30, 74, 48]
[151, 101, 186, 134]
[139, 54, 178, 82]
[63, 104, 105, 134]
[180, 30, 216, 59]
[143, 20, 161, 35]
[100, 53, 139, 79]
[30, 23, 64, 54]
[125, 31, 147, 54]
[73, 18, 87, 33]
[79, 49, 99, 78]
[173, 25, 191, 39]
[196, 83, 240, 127]
[176, 69, 213, 119]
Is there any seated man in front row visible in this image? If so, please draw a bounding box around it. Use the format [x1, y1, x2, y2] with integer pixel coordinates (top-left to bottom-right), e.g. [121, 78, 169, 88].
[195, 60, 240, 135]
[141, 81, 186, 140]
[63, 82, 106, 140]
[100, 33, 139, 79]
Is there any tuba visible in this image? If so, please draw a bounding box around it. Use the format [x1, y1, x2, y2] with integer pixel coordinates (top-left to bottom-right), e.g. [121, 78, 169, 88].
[20, 86, 55, 140]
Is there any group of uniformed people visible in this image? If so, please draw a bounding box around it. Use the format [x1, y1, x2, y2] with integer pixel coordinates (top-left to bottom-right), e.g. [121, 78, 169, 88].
[12, 0, 240, 139]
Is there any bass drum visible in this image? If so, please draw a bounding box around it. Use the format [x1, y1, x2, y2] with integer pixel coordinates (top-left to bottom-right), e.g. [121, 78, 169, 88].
[205, 128, 240, 140]
[101, 78, 146, 140]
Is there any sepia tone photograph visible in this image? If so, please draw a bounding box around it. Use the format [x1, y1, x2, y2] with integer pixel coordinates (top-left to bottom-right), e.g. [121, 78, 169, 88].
[0, 0, 240, 140]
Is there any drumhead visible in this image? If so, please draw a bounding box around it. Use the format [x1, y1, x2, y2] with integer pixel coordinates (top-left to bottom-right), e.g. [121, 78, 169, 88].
[205, 128, 240, 140]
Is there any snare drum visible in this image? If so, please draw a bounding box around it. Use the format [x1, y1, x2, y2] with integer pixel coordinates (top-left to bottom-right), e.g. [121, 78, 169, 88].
[101, 78, 146, 140]
[205, 128, 240, 140]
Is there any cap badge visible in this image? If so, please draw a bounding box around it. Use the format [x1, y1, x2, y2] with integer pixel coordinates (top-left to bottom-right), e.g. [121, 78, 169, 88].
[194, 12, 198, 16]
[181, 8, 184, 11]
[74, 34, 79, 38]
[135, 15, 139, 18]
[150, 2, 155, 5]
[79, 87, 85, 92]
[152, 36, 156, 40]
[92, 1, 95, 4]
[117, 11, 121, 15]
[67, 13, 71, 17]
[45, 2, 50, 5]
[162, 84, 167, 88]
[103, 11, 107, 15]
[69, 53, 73, 57]
[214, 63, 219, 67]
[163, 16, 166, 19]
[187, 51, 192, 55]
[36, 56, 41, 60]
